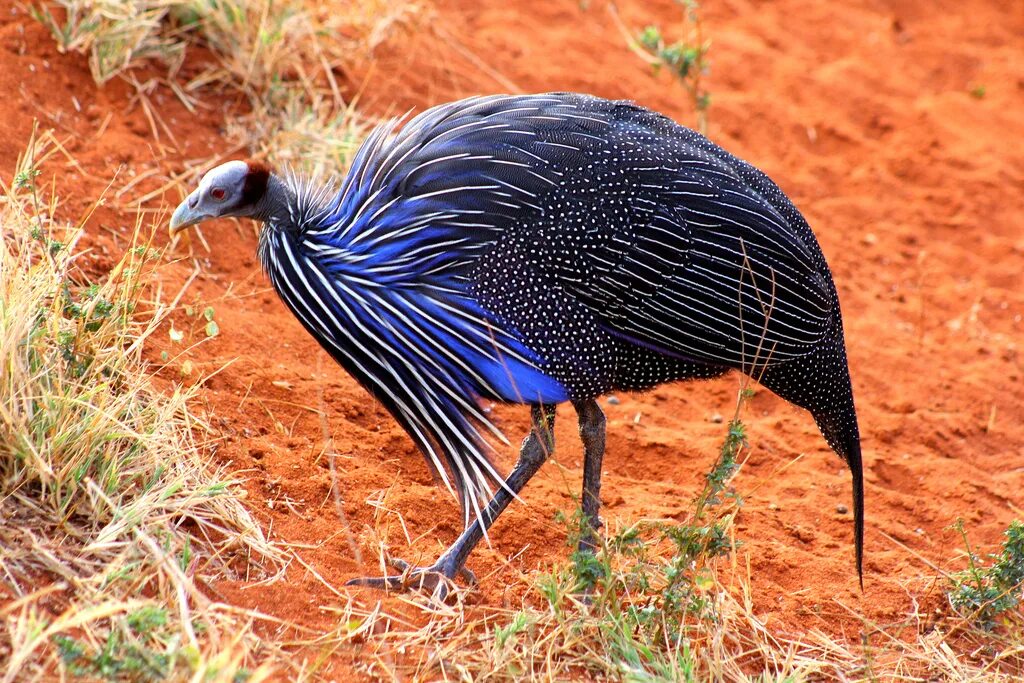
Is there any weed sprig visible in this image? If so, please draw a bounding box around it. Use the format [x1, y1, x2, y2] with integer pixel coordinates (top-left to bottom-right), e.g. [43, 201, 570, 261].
[950, 519, 1024, 630]
[616, 0, 711, 133]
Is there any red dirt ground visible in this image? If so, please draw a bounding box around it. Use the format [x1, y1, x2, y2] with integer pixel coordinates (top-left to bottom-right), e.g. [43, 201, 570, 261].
[3, 0, 1022, 677]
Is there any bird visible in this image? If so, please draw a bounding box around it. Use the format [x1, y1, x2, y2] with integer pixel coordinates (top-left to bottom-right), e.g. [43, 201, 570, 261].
[170, 92, 863, 595]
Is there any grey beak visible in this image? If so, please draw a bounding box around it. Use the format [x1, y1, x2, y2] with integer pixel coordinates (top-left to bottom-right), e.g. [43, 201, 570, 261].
[169, 189, 206, 235]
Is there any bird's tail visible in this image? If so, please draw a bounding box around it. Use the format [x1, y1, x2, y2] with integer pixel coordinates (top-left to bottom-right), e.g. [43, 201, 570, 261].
[812, 402, 864, 588]
[759, 331, 864, 587]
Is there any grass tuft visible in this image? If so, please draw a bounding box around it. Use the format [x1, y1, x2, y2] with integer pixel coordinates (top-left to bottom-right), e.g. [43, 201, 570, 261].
[227, 91, 370, 174]
[614, 0, 712, 134]
[949, 519, 1024, 630]
[0, 129, 283, 681]
[31, 0, 187, 84]
[489, 390, 752, 680]
[32, 0, 318, 95]
[33, 0, 379, 205]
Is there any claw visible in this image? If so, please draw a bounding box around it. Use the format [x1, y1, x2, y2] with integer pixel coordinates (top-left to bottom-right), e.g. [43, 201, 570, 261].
[458, 565, 477, 586]
[387, 557, 411, 573]
[345, 554, 474, 601]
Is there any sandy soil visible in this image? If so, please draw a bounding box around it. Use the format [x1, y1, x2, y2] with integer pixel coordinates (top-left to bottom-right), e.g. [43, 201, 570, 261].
[2, 0, 1022, 677]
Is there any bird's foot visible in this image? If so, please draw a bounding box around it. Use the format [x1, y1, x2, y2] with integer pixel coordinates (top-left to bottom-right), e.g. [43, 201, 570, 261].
[346, 556, 477, 601]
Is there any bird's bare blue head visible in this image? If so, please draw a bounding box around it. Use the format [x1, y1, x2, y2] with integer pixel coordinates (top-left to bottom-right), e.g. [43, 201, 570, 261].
[169, 159, 278, 234]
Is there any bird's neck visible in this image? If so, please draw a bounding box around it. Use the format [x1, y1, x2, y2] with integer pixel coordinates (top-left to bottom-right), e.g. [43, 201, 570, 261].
[250, 173, 294, 229]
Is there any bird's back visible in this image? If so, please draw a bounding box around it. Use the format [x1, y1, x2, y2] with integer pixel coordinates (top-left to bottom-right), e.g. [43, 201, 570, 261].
[336, 93, 840, 393]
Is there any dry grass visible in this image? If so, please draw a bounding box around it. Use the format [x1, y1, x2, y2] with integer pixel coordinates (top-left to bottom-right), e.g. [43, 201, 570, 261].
[32, 0, 398, 173]
[31, 0, 188, 84]
[33, 0, 338, 91]
[0, 129, 286, 681]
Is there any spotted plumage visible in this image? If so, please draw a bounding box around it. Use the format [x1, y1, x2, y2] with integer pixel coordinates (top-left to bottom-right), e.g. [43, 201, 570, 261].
[171, 92, 863, 592]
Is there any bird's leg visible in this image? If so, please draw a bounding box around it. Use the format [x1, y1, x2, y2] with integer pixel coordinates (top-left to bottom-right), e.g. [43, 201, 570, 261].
[573, 398, 606, 556]
[346, 403, 556, 600]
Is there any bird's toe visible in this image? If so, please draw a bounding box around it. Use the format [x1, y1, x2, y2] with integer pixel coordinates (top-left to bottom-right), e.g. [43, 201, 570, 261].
[345, 556, 468, 601]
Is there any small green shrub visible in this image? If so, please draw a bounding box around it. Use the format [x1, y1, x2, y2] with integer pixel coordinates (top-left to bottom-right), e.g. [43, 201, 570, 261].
[949, 520, 1024, 629]
[628, 0, 711, 133]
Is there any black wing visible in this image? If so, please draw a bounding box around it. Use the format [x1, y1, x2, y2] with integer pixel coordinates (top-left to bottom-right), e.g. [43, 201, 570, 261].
[558, 105, 839, 370]
[379, 92, 839, 371]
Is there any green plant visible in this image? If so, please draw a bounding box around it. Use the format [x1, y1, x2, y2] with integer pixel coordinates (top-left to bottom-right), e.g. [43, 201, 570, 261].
[52, 606, 178, 681]
[949, 520, 1024, 629]
[621, 0, 711, 133]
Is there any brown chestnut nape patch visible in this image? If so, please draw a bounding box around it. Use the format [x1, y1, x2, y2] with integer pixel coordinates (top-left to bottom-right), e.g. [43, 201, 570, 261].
[242, 159, 272, 205]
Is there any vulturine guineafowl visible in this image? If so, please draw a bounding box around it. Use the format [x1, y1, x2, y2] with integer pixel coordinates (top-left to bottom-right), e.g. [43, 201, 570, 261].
[171, 92, 863, 595]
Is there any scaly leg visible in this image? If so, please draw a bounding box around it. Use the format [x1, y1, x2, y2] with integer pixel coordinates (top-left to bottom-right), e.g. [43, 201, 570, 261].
[574, 398, 606, 555]
[346, 403, 556, 599]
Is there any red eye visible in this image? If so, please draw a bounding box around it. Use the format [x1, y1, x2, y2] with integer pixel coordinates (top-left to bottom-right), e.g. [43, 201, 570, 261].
[211, 187, 227, 200]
